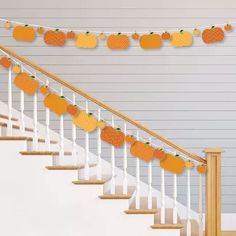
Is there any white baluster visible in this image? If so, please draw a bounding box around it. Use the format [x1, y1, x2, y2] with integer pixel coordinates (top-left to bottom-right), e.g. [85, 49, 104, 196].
[186, 167, 192, 236]
[161, 168, 166, 224]
[110, 115, 116, 194]
[20, 90, 25, 135]
[83, 101, 90, 180]
[33, 74, 38, 151]
[45, 80, 50, 151]
[147, 137, 153, 209]
[198, 173, 204, 236]
[122, 122, 128, 195]
[72, 94, 77, 163]
[135, 130, 140, 209]
[173, 173, 178, 224]
[7, 67, 13, 136]
[96, 108, 102, 180]
[59, 87, 64, 165]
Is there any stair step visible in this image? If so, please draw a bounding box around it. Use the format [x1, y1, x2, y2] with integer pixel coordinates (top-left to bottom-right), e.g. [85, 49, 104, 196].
[73, 177, 111, 185]
[20, 151, 72, 156]
[0, 114, 18, 121]
[99, 194, 132, 200]
[46, 164, 96, 170]
[125, 209, 158, 214]
[0, 136, 57, 144]
[0, 122, 34, 132]
[151, 224, 184, 229]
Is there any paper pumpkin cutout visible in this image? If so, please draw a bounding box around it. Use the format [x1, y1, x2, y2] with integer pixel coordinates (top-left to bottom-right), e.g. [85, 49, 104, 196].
[97, 120, 106, 129]
[140, 33, 162, 49]
[40, 85, 50, 95]
[44, 94, 68, 115]
[12, 64, 21, 74]
[153, 148, 166, 160]
[125, 135, 136, 145]
[67, 104, 79, 116]
[37, 27, 44, 35]
[197, 164, 207, 174]
[107, 33, 130, 50]
[0, 57, 12, 69]
[101, 126, 125, 147]
[185, 160, 194, 169]
[14, 73, 39, 95]
[66, 31, 76, 40]
[44, 29, 66, 46]
[202, 26, 224, 44]
[193, 28, 201, 36]
[131, 33, 139, 40]
[99, 33, 106, 40]
[12, 25, 36, 42]
[161, 32, 171, 40]
[4, 21, 12, 29]
[170, 30, 192, 47]
[73, 111, 97, 132]
[224, 24, 233, 32]
[75, 32, 97, 48]
[130, 141, 155, 162]
[160, 154, 185, 174]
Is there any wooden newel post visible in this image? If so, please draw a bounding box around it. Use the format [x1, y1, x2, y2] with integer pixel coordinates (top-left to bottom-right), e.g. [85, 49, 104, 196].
[204, 148, 223, 236]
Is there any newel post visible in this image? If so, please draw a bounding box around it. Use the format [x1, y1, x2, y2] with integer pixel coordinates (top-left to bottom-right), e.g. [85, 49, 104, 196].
[204, 148, 223, 236]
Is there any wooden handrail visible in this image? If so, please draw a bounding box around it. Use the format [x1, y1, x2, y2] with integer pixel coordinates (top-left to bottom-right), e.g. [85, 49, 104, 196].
[0, 44, 206, 164]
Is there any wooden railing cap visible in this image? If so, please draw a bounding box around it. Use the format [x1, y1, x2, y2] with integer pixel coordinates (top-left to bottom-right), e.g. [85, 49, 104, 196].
[204, 148, 224, 153]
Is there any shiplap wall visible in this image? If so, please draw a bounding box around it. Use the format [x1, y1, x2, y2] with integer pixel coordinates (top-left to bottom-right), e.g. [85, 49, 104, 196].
[0, 0, 236, 213]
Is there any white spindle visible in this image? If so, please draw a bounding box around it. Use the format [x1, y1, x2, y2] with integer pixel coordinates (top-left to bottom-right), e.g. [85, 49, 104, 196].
[198, 173, 204, 236]
[83, 101, 90, 180]
[186, 167, 192, 236]
[72, 94, 77, 161]
[45, 80, 50, 151]
[147, 137, 153, 209]
[122, 122, 128, 195]
[173, 173, 178, 224]
[96, 108, 102, 180]
[161, 168, 166, 224]
[20, 90, 25, 135]
[110, 116, 116, 194]
[59, 87, 64, 165]
[135, 130, 140, 209]
[33, 74, 38, 151]
[7, 67, 13, 136]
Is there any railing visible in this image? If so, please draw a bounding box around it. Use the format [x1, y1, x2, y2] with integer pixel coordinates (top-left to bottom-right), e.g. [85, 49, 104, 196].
[0, 44, 221, 236]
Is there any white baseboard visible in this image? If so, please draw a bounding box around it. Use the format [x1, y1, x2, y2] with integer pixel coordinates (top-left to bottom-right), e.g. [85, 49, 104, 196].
[222, 214, 236, 230]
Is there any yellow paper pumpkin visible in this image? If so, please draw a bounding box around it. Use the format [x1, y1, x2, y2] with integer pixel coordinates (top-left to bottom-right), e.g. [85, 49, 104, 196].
[75, 32, 97, 48]
[73, 111, 97, 132]
[170, 30, 192, 47]
[4, 21, 12, 29]
[12, 64, 21, 74]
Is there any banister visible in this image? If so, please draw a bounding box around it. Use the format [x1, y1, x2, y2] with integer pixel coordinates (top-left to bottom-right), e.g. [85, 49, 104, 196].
[0, 44, 206, 164]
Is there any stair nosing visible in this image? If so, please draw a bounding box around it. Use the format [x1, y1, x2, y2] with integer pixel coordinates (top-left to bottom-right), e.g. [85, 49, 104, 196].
[151, 223, 184, 229]
[99, 194, 132, 199]
[125, 209, 158, 214]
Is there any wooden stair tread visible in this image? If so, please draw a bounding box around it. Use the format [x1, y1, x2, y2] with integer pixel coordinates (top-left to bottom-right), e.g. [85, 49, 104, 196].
[0, 114, 18, 121]
[20, 151, 72, 156]
[46, 165, 96, 170]
[151, 224, 184, 229]
[72, 178, 110, 185]
[0, 136, 57, 144]
[125, 209, 158, 214]
[99, 194, 132, 199]
[0, 122, 34, 132]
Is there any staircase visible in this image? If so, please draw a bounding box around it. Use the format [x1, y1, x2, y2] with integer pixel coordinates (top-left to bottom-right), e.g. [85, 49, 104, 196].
[0, 44, 222, 236]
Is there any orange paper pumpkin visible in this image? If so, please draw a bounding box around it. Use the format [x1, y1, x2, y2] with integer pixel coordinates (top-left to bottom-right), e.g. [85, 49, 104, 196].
[40, 85, 50, 95]
[44, 94, 68, 115]
[66, 31, 76, 39]
[0, 57, 12, 69]
[67, 104, 79, 116]
[224, 24, 233, 32]
[73, 111, 97, 132]
[197, 164, 207, 174]
[99, 33, 106, 40]
[132, 33, 140, 40]
[185, 160, 194, 169]
[75, 32, 98, 48]
[140, 32, 162, 49]
[14, 73, 39, 95]
[107, 33, 130, 50]
[125, 135, 136, 145]
[37, 27, 44, 34]
[44, 29, 66, 46]
[170, 30, 192, 47]
[161, 32, 171, 40]
[202, 26, 224, 44]
[130, 141, 155, 162]
[160, 154, 185, 174]
[101, 126, 125, 147]
[153, 148, 166, 160]
[12, 25, 36, 42]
